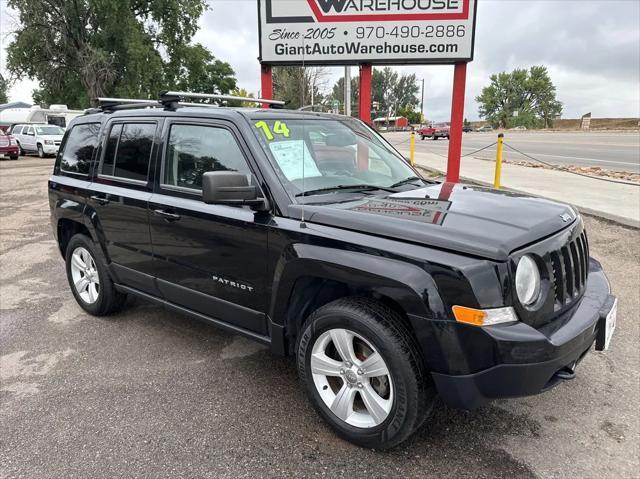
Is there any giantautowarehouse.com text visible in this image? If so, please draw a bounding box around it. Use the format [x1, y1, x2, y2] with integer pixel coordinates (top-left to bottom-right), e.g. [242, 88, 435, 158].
[274, 41, 459, 57]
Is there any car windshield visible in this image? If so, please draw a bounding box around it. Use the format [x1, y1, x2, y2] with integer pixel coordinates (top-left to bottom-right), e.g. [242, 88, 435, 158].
[251, 117, 419, 200]
[35, 126, 64, 135]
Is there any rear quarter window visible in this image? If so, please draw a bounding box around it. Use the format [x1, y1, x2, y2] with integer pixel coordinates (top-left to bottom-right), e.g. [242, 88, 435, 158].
[57, 123, 101, 176]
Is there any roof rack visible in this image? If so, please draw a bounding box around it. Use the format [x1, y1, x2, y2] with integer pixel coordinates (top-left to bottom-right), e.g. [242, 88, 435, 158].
[160, 91, 285, 107]
[90, 91, 285, 113]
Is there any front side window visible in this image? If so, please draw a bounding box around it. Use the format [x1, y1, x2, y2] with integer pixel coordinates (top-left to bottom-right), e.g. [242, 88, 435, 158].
[59, 123, 100, 175]
[164, 124, 250, 190]
[100, 122, 155, 182]
[13, 126, 23, 134]
[251, 118, 416, 200]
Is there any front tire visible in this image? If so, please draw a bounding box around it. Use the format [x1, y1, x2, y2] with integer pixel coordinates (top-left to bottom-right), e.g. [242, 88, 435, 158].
[297, 297, 435, 449]
[37, 144, 45, 158]
[16, 141, 24, 156]
[65, 234, 127, 316]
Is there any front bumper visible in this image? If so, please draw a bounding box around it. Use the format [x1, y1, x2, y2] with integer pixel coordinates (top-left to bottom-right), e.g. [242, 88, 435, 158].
[42, 144, 60, 155]
[430, 258, 614, 410]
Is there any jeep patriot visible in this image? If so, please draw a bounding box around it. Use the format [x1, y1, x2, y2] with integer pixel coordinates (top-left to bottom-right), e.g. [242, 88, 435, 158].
[49, 92, 617, 449]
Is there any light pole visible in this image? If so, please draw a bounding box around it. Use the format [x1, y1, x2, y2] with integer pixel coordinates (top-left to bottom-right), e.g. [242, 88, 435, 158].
[344, 66, 351, 117]
[420, 78, 425, 124]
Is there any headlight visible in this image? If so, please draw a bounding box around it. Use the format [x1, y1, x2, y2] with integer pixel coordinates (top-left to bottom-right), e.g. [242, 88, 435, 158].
[515, 255, 541, 306]
[44, 140, 54, 145]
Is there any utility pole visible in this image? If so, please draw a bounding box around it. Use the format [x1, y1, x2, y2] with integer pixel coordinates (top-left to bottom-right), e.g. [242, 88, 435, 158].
[420, 78, 425, 124]
[344, 66, 351, 117]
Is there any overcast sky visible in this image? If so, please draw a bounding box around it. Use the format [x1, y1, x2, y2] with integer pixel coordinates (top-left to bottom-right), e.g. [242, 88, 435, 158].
[1, 0, 639, 120]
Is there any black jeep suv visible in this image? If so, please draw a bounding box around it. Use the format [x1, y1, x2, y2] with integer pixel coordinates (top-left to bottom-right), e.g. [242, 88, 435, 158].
[49, 95, 617, 449]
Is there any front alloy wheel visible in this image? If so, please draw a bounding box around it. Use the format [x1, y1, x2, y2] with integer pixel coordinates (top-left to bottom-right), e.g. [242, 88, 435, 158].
[297, 297, 435, 449]
[311, 328, 393, 428]
[70, 246, 100, 304]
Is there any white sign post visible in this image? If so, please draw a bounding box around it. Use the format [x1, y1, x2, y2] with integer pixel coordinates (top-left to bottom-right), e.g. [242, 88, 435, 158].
[258, 0, 477, 65]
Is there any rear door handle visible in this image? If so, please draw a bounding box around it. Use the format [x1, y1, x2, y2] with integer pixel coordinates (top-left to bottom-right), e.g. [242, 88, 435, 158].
[153, 209, 181, 221]
[90, 195, 110, 205]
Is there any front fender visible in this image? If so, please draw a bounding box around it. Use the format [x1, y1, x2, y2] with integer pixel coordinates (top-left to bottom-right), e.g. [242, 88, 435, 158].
[269, 243, 446, 325]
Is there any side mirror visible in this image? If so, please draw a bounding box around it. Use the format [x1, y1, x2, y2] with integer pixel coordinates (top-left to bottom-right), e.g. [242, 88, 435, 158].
[202, 171, 268, 210]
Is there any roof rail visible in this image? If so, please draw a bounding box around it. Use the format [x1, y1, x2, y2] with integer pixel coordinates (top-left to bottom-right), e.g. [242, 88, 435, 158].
[160, 91, 285, 107]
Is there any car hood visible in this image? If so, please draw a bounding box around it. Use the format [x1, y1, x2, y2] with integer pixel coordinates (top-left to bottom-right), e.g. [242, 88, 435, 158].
[39, 134, 64, 140]
[289, 183, 577, 261]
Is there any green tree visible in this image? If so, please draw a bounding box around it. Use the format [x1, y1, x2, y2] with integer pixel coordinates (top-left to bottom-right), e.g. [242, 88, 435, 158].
[6, 0, 236, 108]
[272, 67, 326, 110]
[397, 106, 421, 124]
[0, 75, 8, 104]
[328, 67, 419, 117]
[327, 75, 359, 115]
[227, 88, 255, 108]
[371, 67, 419, 116]
[476, 66, 562, 129]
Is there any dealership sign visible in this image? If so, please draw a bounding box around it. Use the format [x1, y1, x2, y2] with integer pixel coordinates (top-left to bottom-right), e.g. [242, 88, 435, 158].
[258, 0, 477, 65]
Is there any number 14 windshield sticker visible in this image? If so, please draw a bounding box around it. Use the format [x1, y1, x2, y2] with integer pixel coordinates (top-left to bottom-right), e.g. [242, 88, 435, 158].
[255, 121, 290, 141]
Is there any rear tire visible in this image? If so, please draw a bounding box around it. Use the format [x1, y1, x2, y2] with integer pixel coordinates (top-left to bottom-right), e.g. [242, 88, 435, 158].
[296, 297, 435, 449]
[65, 234, 127, 316]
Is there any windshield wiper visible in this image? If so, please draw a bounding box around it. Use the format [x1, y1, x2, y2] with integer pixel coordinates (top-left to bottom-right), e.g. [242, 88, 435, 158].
[389, 177, 424, 189]
[295, 184, 395, 198]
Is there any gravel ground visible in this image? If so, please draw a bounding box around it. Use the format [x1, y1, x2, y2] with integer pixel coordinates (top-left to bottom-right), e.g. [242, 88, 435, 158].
[1, 157, 638, 479]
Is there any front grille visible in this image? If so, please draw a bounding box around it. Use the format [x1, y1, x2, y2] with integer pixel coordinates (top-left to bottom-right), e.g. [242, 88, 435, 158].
[549, 230, 589, 310]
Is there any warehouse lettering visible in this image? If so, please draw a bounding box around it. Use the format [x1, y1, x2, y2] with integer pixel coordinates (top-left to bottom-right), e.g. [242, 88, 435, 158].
[315, 0, 462, 14]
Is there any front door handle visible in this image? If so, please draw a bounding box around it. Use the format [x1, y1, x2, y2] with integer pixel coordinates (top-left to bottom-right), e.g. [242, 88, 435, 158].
[153, 209, 181, 222]
[90, 195, 110, 205]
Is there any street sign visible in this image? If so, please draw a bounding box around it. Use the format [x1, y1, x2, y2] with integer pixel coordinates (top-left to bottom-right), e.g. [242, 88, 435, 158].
[258, 0, 478, 66]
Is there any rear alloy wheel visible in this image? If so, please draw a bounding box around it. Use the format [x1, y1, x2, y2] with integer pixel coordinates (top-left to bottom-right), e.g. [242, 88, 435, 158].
[70, 247, 101, 304]
[65, 234, 127, 316]
[37, 144, 45, 158]
[297, 297, 434, 449]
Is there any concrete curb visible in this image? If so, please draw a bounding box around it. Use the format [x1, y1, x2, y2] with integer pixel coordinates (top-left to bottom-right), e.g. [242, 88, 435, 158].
[415, 165, 640, 229]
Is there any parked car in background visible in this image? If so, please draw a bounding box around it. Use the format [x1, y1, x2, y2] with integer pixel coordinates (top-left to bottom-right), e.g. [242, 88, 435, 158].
[462, 125, 473, 132]
[418, 123, 450, 140]
[476, 125, 494, 132]
[12, 124, 65, 157]
[0, 130, 19, 160]
[509, 126, 528, 131]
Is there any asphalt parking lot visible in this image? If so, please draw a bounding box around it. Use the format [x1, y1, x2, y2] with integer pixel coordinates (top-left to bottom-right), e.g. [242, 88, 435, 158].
[1, 157, 639, 479]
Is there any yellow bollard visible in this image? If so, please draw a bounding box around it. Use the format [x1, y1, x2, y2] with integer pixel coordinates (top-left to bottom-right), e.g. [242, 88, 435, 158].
[409, 131, 416, 167]
[494, 133, 505, 189]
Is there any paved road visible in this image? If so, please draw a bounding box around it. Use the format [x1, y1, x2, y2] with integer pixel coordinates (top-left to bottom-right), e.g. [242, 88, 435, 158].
[385, 131, 640, 173]
[1, 158, 639, 478]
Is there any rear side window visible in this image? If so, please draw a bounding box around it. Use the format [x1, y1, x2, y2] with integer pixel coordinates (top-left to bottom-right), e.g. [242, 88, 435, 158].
[59, 123, 100, 175]
[100, 122, 155, 182]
